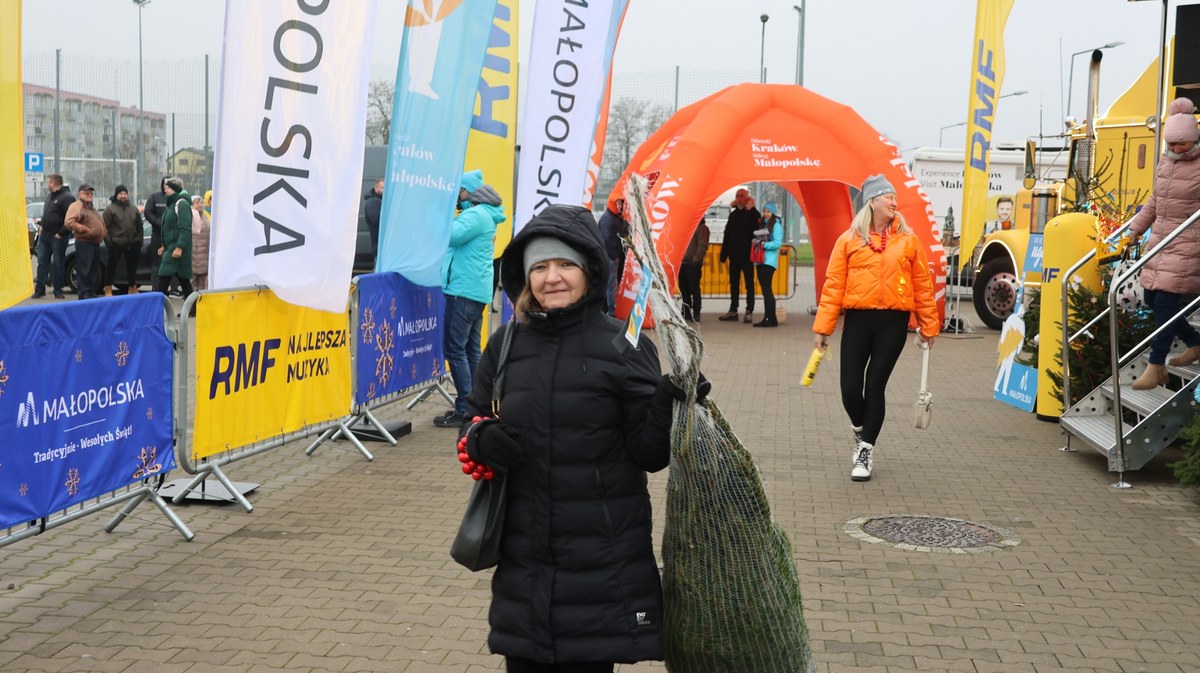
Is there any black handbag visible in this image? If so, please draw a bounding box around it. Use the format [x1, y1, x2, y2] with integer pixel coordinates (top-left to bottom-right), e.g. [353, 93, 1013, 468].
[450, 319, 517, 571]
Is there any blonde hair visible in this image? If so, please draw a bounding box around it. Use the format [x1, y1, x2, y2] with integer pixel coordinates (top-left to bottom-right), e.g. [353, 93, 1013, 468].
[514, 284, 541, 320]
[850, 196, 910, 244]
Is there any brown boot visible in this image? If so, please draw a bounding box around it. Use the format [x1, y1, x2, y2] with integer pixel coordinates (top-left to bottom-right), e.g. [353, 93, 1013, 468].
[1167, 346, 1200, 367]
[103, 285, 112, 297]
[1131, 364, 1168, 390]
[128, 285, 139, 294]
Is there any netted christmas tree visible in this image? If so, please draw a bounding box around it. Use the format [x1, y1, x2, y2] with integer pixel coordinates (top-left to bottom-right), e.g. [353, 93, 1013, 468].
[1173, 400, 1200, 488]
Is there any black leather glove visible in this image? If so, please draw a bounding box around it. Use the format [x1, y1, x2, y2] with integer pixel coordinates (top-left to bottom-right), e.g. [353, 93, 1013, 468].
[657, 372, 711, 403]
[466, 421, 525, 470]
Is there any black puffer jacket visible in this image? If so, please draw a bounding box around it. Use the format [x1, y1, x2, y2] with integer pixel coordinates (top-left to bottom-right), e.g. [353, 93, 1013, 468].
[720, 205, 761, 263]
[464, 204, 670, 664]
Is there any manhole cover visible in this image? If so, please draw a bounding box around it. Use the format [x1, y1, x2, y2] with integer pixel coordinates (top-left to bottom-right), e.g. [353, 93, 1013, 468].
[844, 515, 1020, 554]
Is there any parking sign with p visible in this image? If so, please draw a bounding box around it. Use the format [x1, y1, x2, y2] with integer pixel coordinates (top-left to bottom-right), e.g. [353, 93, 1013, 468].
[25, 152, 43, 172]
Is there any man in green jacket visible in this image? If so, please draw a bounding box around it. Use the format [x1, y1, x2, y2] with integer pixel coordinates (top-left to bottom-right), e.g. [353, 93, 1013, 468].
[434, 169, 506, 428]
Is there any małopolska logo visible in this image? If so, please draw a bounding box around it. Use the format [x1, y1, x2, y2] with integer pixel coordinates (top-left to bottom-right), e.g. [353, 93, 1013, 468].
[15, 380, 145, 429]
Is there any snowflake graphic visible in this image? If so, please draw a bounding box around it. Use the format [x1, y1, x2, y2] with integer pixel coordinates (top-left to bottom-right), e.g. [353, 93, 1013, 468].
[115, 341, 131, 367]
[132, 446, 163, 479]
[411, 363, 418, 381]
[390, 297, 397, 319]
[432, 360, 441, 377]
[0, 360, 8, 399]
[19, 483, 28, 496]
[360, 307, 376, 344]
[146, 407, 154, 420]
[65, 468, 80, 496]
[74, 350, 83, 363]
[367, 382, 376, 400]
[375, 321, 395, 387]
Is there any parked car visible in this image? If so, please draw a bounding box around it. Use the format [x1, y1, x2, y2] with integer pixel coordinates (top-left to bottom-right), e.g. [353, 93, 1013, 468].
[62, 218, 155, 294]
[26, 202, 41, 253]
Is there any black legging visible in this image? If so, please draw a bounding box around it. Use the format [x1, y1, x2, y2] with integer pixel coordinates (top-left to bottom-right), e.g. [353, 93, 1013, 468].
[104, 242, 141, 291]
[756, 264, 776, 321]
[155, 273, 193, 298]
[726, 258, 755, 312]
[839, 309, 910, 445]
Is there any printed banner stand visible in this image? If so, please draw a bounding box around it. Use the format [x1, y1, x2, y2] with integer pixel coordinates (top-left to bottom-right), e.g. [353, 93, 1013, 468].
[0, 294, 193, 547]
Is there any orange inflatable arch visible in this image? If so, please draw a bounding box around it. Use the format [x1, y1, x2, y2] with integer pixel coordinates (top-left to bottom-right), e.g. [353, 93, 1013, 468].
[607, 83, 946, 322]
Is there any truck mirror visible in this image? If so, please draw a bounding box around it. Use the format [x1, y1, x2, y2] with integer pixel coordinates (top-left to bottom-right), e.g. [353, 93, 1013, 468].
[1022, 139, 1036, 190]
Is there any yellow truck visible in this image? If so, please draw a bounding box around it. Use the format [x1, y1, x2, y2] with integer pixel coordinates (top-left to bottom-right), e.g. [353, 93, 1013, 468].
[970, 50, 1167, 329]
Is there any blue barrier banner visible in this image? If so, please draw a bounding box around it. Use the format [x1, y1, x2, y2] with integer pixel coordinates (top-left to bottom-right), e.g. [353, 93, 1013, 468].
[355, 273, 445, 405]
[0, 294, 174, 528]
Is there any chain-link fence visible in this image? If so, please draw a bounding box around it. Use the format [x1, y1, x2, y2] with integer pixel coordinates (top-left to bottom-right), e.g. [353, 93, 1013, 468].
[22, 52, 215, 208]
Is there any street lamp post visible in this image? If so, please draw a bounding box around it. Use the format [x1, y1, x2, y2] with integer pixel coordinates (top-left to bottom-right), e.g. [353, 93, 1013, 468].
[759, 14, 769, 84]
[793, 3, 805, 86]
[133, 0, 150, 200]
[1066, 41, 1124, 118]
[939, 90, 1028, 146]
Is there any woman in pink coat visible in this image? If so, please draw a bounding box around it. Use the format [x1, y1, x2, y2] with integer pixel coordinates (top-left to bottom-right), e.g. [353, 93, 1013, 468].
[1129, 98, 1200, 390]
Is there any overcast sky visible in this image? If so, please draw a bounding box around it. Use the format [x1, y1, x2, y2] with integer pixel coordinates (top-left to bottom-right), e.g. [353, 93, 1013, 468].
[21, 0, 1175, 154]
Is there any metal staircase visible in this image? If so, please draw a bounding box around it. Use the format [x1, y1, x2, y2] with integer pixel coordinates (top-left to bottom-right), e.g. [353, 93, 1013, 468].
[1057, 209, 1200, 486]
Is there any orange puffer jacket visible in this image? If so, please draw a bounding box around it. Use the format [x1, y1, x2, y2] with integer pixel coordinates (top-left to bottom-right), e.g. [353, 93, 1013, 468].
[814, 224, 940, 338]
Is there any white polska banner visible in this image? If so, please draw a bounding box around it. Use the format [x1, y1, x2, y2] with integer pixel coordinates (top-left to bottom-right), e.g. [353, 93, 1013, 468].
[209, 0, 378, 312]
[513, 0, 628, 234]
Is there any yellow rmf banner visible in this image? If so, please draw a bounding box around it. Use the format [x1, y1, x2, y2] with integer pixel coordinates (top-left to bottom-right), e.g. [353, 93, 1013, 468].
[960, 0, 1014, 269]
[0, 0, 34, 309]
[192, 289, 351, 460]
[464, 0, 517, 341]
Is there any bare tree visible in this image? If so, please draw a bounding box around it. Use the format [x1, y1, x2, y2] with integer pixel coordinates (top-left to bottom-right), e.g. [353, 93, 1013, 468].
[366, 79, 395, 145]
[596, 97, 673, 203]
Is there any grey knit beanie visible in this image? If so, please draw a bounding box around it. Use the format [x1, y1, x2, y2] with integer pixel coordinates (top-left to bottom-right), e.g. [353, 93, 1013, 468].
[861, 174, 896, 202]
[523, 236, 587, 277]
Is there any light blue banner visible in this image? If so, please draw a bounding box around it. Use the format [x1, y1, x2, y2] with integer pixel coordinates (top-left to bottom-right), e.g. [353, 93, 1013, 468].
[0, 295, 174, 528]
[376, 0, 500, 286]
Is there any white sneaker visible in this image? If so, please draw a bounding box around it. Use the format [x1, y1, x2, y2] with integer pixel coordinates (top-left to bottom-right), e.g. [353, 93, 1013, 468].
[851, 441, 874, 481]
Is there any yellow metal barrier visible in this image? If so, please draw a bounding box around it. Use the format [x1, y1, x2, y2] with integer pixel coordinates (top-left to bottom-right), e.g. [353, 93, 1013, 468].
[696, 244, 797, 299]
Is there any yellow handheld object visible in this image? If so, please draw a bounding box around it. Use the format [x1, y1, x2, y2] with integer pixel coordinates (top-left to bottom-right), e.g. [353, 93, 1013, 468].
[801, 347, 825, 387]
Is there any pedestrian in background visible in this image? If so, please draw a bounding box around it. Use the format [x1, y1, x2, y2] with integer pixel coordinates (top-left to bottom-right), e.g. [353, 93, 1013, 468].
[1128, 97, 1200, 389]
[679, 216, 710, 322]
[63, 183, 106, 300]
[718, 188, 759, 322]
[461, 204, 695, 673]
[434, 169, 506, 428]
[144, 177, 168, 292]
[364, 178, 383, 254]
[596, 195, 628, 316]
[102, 184, 143, 295]
[155, 177, 193, 298]
[190, 195, 211, 292]
[33, 173, 74, 299]
[752, 202, 784, 327]
[813, 174, 938, 482]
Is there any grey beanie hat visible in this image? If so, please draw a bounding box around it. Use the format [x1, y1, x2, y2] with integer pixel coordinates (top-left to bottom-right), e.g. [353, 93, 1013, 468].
[523, 236, 587, 277]
[861, 174, 897, 202]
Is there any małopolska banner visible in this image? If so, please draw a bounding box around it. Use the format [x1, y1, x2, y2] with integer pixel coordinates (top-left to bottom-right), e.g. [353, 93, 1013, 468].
[193, 289, 350, 460]
[959, 0, 1014, 268]
[513, 0, 630, 235]
[0, 0, 33, 310]
[354, 273, 444, 406]
[0, 295, 174, 528]
[209, 0, 378, 312]
[376, 0, 499, 287]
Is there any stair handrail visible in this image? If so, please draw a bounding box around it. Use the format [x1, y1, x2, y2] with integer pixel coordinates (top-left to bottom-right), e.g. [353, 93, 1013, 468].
[1060, 224, 1130, 414]
[1107, 206, 1200, 472]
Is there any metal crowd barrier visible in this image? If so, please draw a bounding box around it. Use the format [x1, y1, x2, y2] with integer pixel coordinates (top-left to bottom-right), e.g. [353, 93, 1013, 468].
[0, 295, 193, 548]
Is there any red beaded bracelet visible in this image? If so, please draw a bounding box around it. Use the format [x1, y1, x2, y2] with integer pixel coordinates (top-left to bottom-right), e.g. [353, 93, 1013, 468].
[457, 415, 497, 481]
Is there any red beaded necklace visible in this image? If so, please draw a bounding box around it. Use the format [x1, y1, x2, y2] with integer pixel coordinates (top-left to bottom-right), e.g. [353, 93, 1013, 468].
[866, 226, 889, 253]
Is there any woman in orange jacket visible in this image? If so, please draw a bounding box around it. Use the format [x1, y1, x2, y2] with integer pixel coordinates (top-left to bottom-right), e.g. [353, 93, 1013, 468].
[813, 175, 940, 482]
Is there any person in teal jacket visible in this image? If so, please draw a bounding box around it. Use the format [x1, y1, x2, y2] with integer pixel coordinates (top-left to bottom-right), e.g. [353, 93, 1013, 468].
[434, 169, 507, 428]
[752, 201, 785, 327]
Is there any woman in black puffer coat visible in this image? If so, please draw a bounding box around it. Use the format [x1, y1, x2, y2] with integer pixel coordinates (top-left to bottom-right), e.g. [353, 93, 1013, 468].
[461, 204, 682, 673]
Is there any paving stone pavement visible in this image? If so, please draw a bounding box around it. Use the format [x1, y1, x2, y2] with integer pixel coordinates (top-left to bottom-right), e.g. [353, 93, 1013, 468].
[2, 270, 1198, 673]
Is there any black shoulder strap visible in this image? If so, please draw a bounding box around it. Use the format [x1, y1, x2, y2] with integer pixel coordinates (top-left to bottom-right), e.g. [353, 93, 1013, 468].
[491, 320, 518, 416]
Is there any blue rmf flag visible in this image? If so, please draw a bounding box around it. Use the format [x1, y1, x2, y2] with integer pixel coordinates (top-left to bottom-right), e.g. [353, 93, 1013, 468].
[376, 0, 500, 287]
